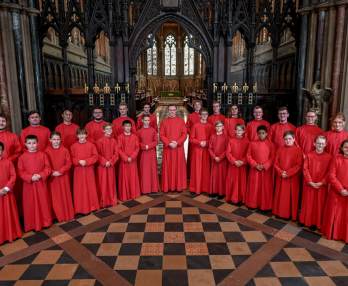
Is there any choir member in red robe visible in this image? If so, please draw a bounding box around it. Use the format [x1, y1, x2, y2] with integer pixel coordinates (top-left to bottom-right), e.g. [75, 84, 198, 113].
[325, 113, 348, 155]
[136, 103, 158, 131]
[85, 107, 108, 144]
[269, 107, 296, 149]
[55, 109, 79, 149]
[225, 105, 245, 138]
[299, 135, 331, 229]
[96, 124, 119, 207]
[189, 109, 213, 194]
[273, 131, 303, 220]
[20, 111, 50, 151]
[322, 139, 348, 242]
[296, 110, 323, 154]
[70, 128, 100, 214]
[245, 125, 274, 210]
[0, 142, 22, 244]
[160, 105, 187, 192]
[0, 114, 22, 161]
[208, 101, 225, 126]
[118, 120, 140, 200]
[18, 135, 53, 232]
[45, 132, 75, 222]
[225, 124, 249, 203]
[246, 106, 270, 142]
[112, 103, 136, 137]
[137, 115, 159, 194]
[209, 121, 228, 197]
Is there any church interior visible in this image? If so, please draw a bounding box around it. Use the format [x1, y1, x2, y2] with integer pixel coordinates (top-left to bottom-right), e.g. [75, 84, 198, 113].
[0, 0, 348, 285]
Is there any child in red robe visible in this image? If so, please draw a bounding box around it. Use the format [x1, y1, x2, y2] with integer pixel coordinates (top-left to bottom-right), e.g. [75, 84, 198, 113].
[208, 101, 225, 126]
[96, 123, 119, 207]
[246, 106, 270, 142]
[55, 109, 79, 149]
[136, 103, 158, 131]
[299, 135, 331, 229]
[70, 128, 100, 214]
[137, 115, 159, 194]
[225, 105, 245, 138]
[322, 139, 348, 242]
[112, 103, 136, 137]
[0, 141, 22, 244]
[225, 124, 249, 204]
[18, 135, 53, 232]
[45, 131, 75, 222]
[245, 125, 274, 210]
[325, 113, 348, 155]
[273, 131, 303, 220]
[118, 120, 140, 201]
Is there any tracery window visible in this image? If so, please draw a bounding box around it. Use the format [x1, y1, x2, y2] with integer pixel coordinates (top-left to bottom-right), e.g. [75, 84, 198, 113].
[147, 37, 157, 75]
[164, 34, 176, 76]
[184, 35, 195, 75]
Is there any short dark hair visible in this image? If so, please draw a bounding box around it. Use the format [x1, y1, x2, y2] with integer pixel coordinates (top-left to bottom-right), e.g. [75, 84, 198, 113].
[93, 106, 103, 112]
[257, 125, 268, 133]
[62, 108, 73, 114]
[50, 131, 61, 138]
[76, 128, 87, 135]
[283, 130, 295, 138]
[28, 110, 40, 117]
[339, 139, 348, 155]
[122, 120, 132, 126]
[0, 141, 4, 151]
[0, 113, 7, 120]
[278, 106, 289, 113]
[25, 134, 38, 142]
[199, 108, 209, 115]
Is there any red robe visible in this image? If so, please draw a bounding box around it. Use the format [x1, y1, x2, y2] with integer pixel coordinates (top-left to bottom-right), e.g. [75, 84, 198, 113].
[246, 120, 271, 142]
[138, 127, 159, 194]
[0, 158, 22, 244]
[273, 145, 303, 220]
[117, 133, 140, 201]
[20, 125, 50, 151]
[70, 141, 100, 214]
[209, 133, 228, 195]
[208, 114, 225, 126]
[189, 122, 214, 194]
[55, 122, 79, 149]
[160, 116, 187, 192]
[269, 122, 297, 149]
[85, 120, 108, 144]
[45, 146, 75, 222]
[299, 151, 331, 228]
[18, 151, 52, 232]
[322, 155, 348, 242]
[325, 130, 348, 156]
[186, 112, 201, 175]
[96, 136, 119, 207]
[0, 130, 22, 161]
[225, 118, 245, 138]
[225, 136, 249, 203]
[136, 114, 158, 131]
[296, 124, 323, 154]
[112, 117, 136, 138]
[245, 139, 274, 210]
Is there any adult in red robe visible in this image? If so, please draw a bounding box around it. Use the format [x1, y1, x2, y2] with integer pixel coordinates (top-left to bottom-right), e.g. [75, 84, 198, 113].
[117, 121, 140, 201]
[96, 124, 119, 207]
[55, 109, 79, 149]
[299, 136, 331, 228]
[137, 116, 159, 194]
[85, 107, 108, 144]
[0, 142, 22, 245]
[325, 113, 348, 155]
[225, 105, 245, 138]
[225, 124, 249, 203]
[273, 131, 303, 220]
[18, 135, 53, 232]
[296, 111, 323, 154]
[112, 103, 136, 137]
[70, 129, 100, 214]
[245, 126, 274, 210]
[160, 105, 187, 192]
[136, 103, 158, 131]
[189, 109, 213, 194]
[20, 111, 50, 151]
[246, 106, 270, 142]
[45, 132, 75, 222]
[208, 101, 225, 126]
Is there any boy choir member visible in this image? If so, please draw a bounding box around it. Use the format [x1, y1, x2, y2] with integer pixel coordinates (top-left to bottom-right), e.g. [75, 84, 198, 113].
[225, 105, 245, 138]
[225, 124, 249, 204]
[273, 131, 303, 220]
[136, 103, 158, 131]
[325, 113, 348, 155]
[70, 128, 100, 214]
[85, 107, 108, 143]
[55, 109, 79, 149]
[112, 103, 136, 137]
[0, 114, 22, 161]
[246, 106, 270, 142]
[208, 101, 225, 126]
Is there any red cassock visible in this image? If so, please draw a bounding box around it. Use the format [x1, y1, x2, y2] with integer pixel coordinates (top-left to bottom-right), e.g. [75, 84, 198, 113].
[136, 114, 158, 131]
[45, 146, 75, 222]
[225, 136, 249, 203]
[325, 130, 348, 156]
[18, 151, 53, 232]
[186, 112, 201, 175]
[0, 130, 22, 161]
[137, 127, 159, 194]
[96, 136, 119, 207]
[299, 151, 331, 228]
[245, 139, 274, 210]
[0, 158, 22, 244]
[55, 122, 79, 149]
[189, 122, 214, 194]
[246, 120, 271, 142]
[296, 124, 323, 154]
[20, 125, 50, 151]
[209, 133, 228, 196]
[208, 114, 225, 126]
[160, 116, 187, 192]
[225, 118, 245, 138]
[269, 122, 297, 149]
[273, 145, 303, 220]
[322, 155, 348, 242]
[117, 133, 140, 201]
[112, 117, 136, 138]
[70, 141, 100, 214]
[85, 120, 108, 144]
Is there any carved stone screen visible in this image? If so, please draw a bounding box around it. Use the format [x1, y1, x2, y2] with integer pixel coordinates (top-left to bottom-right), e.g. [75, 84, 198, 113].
[162, 0, 179, 8]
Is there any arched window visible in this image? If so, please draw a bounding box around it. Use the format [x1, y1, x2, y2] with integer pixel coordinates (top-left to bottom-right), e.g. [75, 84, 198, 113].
[147, 37, 157, 75]
[164, 34, 176, 76]
[184, 35, 194, 75]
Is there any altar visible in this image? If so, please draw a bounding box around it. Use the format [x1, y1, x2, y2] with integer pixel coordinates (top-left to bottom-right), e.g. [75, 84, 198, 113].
[159, 91, 184, 106]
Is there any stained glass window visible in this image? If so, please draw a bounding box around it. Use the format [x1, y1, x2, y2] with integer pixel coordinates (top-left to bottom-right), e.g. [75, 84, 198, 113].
[147, 37, 157, 75]
[184, 35, 195, 75]
[164, 34, 176, 76]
